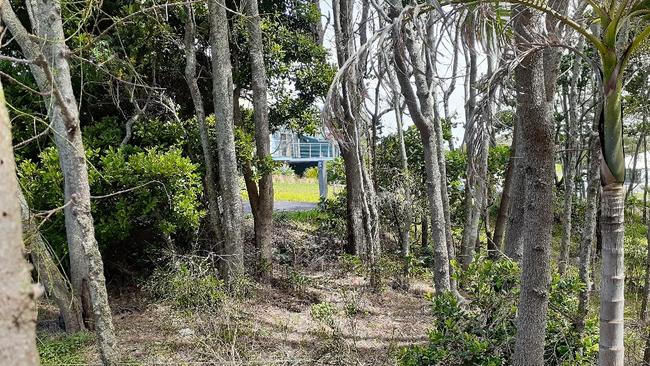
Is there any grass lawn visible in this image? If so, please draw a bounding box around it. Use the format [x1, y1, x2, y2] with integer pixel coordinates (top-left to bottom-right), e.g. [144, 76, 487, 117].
[242, 176, 321, 203]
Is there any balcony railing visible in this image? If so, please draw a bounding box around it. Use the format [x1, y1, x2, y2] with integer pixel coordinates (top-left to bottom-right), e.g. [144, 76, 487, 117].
[272, 142, 338, 161]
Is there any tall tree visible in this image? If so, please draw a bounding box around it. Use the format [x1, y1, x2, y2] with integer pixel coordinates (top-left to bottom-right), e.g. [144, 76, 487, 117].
[0, 1, 118, 363]
[390, 2, 451, 294]
[183, 4, 224, 250]
[244, 0, 274, 281]
[0, 78, 40, 366]
[328, 0, 381, 272]
[511, 5, 555, 365]
[207, 0, 244, 282]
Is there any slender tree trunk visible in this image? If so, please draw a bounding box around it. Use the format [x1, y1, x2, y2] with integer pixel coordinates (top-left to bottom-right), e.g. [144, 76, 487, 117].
[183, 4, 224, 249]
[577, 115, 601, 331]
[512, 6, 555, 366]
[1, 3, 118, 363]
[394, 95, 411, 260]
[461, 46, 482, 268]
[493, 122, 518, 250]
[244, 0, 274, 281]
[559, 46, 583, 274]
[0, 79, 40, 366]
[390, 4, 450, 293]
[19, 191, 84, 333]
[504, 114, 526, 262]
[207, 0, 244, 282]
[331, 0, 379, 266]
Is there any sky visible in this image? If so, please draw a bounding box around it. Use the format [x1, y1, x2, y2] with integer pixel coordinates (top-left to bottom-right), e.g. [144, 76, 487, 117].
[317, 0, 489, 145]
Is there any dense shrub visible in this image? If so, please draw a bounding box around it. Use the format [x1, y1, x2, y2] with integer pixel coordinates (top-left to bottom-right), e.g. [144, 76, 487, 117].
[18, 145, 203, 261]
[303, 166, 319, 179]
[144, 256, 226, 310]
[398, 259, 598, 366]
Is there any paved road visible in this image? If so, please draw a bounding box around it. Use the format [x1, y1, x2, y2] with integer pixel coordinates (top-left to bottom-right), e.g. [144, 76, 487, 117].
[242, 200, 317, 214]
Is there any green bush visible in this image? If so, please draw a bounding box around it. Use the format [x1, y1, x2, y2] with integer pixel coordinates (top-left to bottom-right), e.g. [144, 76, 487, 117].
[18, 146, 204, 260]
[303, 166, 319, 179]
[144, 256, 226, 310]
[398, 258, 598, 366]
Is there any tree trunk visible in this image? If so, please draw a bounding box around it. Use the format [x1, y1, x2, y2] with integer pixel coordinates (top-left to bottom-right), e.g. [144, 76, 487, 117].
[461, 46, 482, 268]
[599, 184, 625, 365]
[244, 0, 274, 281]
[577, 118, 601, 331]
[504, 114, 526, 262]
[598, 62, 626, 366]
[19, 191, 84, 333]
[559, 45, 583, 274]
[0, 79, 40, 366]
[331, 0, 380, 267]
[492, 122, 518, 251]
[183, 4, 224, 250]
[207, 0, 244, 282]
[390, 4, 450, 293]
[1, 3, 118, 363]
[511, 6, 555, 366]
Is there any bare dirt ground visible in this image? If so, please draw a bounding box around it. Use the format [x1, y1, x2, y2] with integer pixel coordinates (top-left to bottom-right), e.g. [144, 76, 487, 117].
[93, 272, 434, 366]
[38, 218, 435, 366]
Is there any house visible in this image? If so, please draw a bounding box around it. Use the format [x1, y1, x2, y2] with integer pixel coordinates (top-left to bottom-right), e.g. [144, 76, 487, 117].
[270, 129, 339, 199]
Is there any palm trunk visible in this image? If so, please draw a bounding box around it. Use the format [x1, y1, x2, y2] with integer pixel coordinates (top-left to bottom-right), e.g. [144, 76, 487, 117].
[0, 79, 40, 366]
[207, 0, 244, 282]
[598, 65, 625, 366]
[245, 0, 274, 281]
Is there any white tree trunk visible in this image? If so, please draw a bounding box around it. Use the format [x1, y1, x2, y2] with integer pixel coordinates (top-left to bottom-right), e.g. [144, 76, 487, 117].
[0, 79, 40, 366]
[207, 0, 244, 282]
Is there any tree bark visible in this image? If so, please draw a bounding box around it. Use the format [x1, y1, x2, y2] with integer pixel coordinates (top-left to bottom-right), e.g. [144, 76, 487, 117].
[492, 122, 518, 251]
[577, 116, 601, 331]
[390, 3, 450, 293]
[461, 44, 483, 268]
[0, 78, 40, 366]
[511, 6, 555, 366]
[244, 0, 274, 281]
[1, 2, 118, 363]
[504, 114, 525, 262]
[331, 0, 380, 267]
[558, 43, 583, 274]
[183, 4, 224, 250]
[19, 191, 84, 333]
[207, 0, 244, 282]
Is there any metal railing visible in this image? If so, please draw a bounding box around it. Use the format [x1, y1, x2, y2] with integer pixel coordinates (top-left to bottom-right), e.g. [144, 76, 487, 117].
[272, 142, 338, 160]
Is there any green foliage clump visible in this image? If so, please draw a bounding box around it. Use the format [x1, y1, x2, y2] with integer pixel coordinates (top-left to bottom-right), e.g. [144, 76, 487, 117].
[303, 166, 319, 179]
[144, 256, 226, 310]
[38, 332, 93, 366]
[274, 163, 296, 176]
[310, 301, 338, 330]
[18, 145, 204, 260]
[398, 259, 598, 366]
